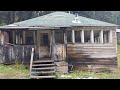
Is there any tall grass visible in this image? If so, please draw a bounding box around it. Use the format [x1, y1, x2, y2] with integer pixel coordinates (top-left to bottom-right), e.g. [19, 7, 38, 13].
[0, 63, 29, 79]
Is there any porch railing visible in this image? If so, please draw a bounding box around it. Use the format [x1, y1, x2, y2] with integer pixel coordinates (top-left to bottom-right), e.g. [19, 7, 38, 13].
[0, 44, 35, 65]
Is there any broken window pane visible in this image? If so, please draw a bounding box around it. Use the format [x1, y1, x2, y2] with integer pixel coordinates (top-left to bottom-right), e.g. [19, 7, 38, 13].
[94, 30, 101, 43]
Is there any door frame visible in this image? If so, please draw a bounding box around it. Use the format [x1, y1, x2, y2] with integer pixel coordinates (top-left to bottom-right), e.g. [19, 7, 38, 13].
[37, 30, 51, 58]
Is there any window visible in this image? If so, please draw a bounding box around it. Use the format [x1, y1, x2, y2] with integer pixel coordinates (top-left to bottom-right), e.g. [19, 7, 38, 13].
[25, 31, 34, 45]
[75, 30, 81, 43]
[94, 30, 101, 43]
[84, 30, 91, 43]
[67, 30, 72, 43]
[103, 30, 110, 43]
[55, 31, 64, 44]
[40, 33, 49, 46]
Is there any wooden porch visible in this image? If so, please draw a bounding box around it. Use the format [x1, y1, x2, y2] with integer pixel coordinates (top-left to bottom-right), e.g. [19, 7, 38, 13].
[0, 28, 68, 69]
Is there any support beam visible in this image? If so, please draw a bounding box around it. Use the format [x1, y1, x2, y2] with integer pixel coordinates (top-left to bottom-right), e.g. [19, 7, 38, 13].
[51, 30, 55, 60]
[91, 30, 94, 43]
[33, 31, 36, 44]
[109, 30, 112, 43]
[81, 30, 84, 43]
[100, 30, 103, 43]
[1, 31, 4, 45]
[64, 30, 67, 44]
[12, 31, 15, 44]
[16, 34, 18, 44]
[23, 31, 25, 44]
[72, 30, 75, 44]
[52, 30, 55, 44]
[37, 31, 40, 58]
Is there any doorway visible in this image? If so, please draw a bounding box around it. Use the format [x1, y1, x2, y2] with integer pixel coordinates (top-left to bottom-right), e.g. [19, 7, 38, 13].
[39, 31, 50, 59]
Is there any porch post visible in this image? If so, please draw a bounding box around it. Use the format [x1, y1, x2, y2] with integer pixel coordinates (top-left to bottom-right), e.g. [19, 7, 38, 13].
[23, 31, 25, 44]
[63, 30, 67, 60]
[91, 30, 94, 43]
[52, 30, 55, 44]
[64, 30, 67, 44]
[51, 30, 55, 60]
[81, 30, 84, 43]
[37, 31, 40, 58]
[109, 30, 112, 43]
[1, 31, 4, 45]
[100, 30, 103, 43]
[13, 31, 15, 44]
[33, 31, 36, 44]
[72, 30, 75, 44]
[16, 33, 18, 44]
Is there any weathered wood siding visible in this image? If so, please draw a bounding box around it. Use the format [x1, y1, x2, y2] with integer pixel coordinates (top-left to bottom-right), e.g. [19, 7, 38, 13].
[67, 44, 117, 71]
[67, 29, 117, 71]
[52, 44, 66, 61]
[0, 45, 35, 65]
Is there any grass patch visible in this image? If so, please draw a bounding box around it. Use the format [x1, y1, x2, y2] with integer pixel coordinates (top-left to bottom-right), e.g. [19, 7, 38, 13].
[56, 70, 120, 79]
[0, 63, 29, 79]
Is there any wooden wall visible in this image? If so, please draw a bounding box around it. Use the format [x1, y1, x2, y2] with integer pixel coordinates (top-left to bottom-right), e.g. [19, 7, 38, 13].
[67, 44, 117, 71]
[67, 28, 117, 71]
[0, 45, 35, 65]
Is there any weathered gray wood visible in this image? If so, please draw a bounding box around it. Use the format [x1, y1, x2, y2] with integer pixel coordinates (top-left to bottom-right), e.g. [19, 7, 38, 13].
[91, 30, 94, 43]
[30, 48, 34, 76]
[32, 67, 55, 70]
[72, 30, 75, 43]
[67, 43, 117, 71]
[81, 30, 84, 43]
[1, 31, 4, 45]
[30, 76, 56, 79]
[33, 60, 54, 63]
[100, 30, 103, 43]
[0, 45, 35, 64]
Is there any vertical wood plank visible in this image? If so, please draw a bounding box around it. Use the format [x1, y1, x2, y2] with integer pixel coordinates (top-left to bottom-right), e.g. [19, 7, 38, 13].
[1, 31, 4, 45]
[72, 30, 75, 43]
[33, 31, 36, 44]
[30, 48, 34, 76]
[12, 31, 15, 44]
[109, 30, 112, 43]
[100, 30, 103, 43]
[23, 31, 25, 44]
[91, 30, 94, 43]
[81, 30, 84, 43]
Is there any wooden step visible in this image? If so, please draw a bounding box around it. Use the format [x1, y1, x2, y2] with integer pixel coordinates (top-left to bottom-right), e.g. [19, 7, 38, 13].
[31, 71, 55, 74]
[32, 67, 55, 70]
[30, 75, 56, 79]
[33, 60, 54, 63]
[32, 64, 55, 67]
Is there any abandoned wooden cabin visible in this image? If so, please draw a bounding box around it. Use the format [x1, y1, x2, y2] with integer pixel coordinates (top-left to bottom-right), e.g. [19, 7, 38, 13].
[0, 11, 119, 78]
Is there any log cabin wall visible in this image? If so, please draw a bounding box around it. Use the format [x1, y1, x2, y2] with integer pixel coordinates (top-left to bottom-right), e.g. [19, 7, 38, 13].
[67, 27, 117, 71]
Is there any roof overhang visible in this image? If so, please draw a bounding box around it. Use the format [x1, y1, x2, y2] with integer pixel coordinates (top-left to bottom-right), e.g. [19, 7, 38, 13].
[0, 26, 60, 30]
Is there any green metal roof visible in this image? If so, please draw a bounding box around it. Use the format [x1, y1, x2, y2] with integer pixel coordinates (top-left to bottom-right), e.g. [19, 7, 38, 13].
[4, 11, 119, 27]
